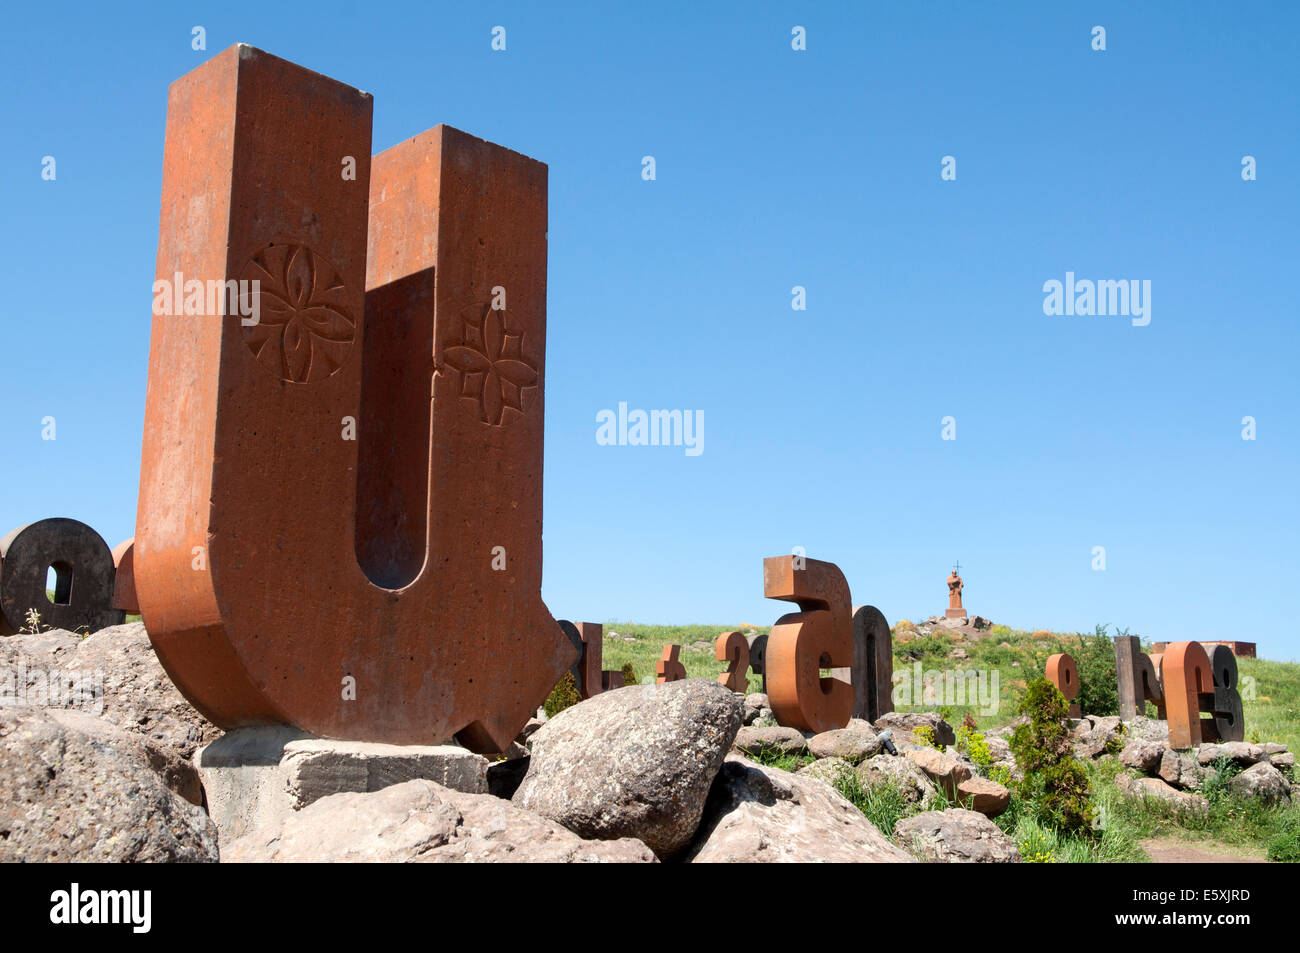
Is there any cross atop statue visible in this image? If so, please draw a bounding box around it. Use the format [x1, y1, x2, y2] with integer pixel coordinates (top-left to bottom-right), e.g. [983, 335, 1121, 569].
[945, 563, 967, 620]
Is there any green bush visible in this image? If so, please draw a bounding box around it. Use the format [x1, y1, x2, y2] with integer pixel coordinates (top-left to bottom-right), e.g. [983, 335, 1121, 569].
[1011, 678, 1095, 837]
[620, 662, 637, 687]
[1074, 626, 1120, 717]
[543, 671, 581, 718]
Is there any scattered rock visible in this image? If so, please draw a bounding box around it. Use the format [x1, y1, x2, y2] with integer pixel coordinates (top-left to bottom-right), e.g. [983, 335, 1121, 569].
[741, 693, 769, 726]
[893, 809, 1021, 863]
[807, 726, 882, 764]
[225, 779, 657, 862]
[1124, 717, 1170, 746]
[985, 735, 1013, 763]
[904, 747, 972, 797]
[686, 757, 916, 863]
[874, 711, 955, 747]
[1228, 763, 1291, 805]
[0, 706, 217, 862]
[1269, 751, 1295, 770]
[949, 648, 969, 660]
[1158, 749, 1212, 791]
[1197, 742, 1264, 767]
[1116, 773, 1209, 814]
[732, 725, 809, 757]
[856, 753, 938, 804]
[956, 776, 1010, 817]
[796, 756, 854, 787]
[1120, 738, 1165, 773]
[1074, 716, 1123, 758]
[514, 679, 741, 858]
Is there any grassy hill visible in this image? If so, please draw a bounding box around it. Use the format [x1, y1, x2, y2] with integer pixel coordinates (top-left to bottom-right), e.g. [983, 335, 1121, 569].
[599, 621, 1299, 753]
[599, 620, 1299, 863]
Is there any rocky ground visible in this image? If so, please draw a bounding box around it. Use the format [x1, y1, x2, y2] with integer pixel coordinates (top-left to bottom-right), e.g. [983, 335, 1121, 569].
[0, 622, 1293, 863]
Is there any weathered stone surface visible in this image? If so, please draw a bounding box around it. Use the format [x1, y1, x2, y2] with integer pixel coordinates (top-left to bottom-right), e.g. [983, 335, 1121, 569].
[1269, 751, 1295, 770]
[957, 775, 1010, 817]
[733, 725, 809, 757]
[1074, 716, 1123, 758]
[0, 621, 219, 762]
[282, 739, 487, 808]
[225, 779, 657, 863]
[1124, 716, 1170, 745]
[1158, 748, 1213, 791]
[796, 756, 854, 787]
[513, 679, 741, 858]
[686, 757, 916, 863]
[893, 809, 1021, 863]
[874, 711, 955, 747]
[807, 726, 882, 764]
[1197, 742, 1264, 767]
[1228, 763, 1291, 804]
[1261, 742, 1288, 756]
[741, 692, 769, 726]
[1120, 738, 1165, 773]
[72, 622, 221, 760]
[904, 747, 972, 797]
[0, 706, 217, 862]
[856, 753, 939, 804]
[985, 735, 1013, 764]
[1116, 773, 1209, 813]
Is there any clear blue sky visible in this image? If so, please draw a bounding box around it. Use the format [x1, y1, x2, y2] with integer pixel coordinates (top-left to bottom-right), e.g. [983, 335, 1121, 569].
[4, 3, 1297, 658]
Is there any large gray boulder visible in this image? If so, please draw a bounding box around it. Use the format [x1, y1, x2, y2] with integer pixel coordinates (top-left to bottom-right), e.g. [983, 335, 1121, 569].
[807, 726, 882, 763]
[0, 706, 217, 862]
[732, 725, 809, 757]
[225, 779, 656, 862]
[1228, 762, 1291, 805]
[0, 622, 220, 761]
[893, 808, 1021, 863]
[513, 679, 741, 858]
[1120, 737, 1165, 773]
[686, 757, 916, 863]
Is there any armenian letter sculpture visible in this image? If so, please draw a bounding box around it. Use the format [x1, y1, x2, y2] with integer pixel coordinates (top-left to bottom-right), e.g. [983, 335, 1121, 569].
[135, 46, 575, 752]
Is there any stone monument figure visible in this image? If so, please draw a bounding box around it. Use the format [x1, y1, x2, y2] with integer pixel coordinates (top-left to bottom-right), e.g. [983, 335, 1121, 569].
[946, 563, 967, 619]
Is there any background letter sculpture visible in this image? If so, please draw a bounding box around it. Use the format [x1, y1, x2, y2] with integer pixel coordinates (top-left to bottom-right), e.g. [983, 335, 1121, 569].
[135, 46, 575, 751]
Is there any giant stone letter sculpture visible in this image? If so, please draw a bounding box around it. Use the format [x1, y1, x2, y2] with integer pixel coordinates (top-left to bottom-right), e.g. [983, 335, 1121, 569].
[763, 555, 854, 733]
[134, 46, 575, 751]
[0, 519, 124, 635]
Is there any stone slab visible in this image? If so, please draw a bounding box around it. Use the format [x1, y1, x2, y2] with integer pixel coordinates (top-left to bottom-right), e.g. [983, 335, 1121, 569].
[196, 726, 487, 845]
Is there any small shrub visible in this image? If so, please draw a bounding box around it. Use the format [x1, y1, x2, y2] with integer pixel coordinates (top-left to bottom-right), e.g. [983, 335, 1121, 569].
[956, 724, 994, 773]
[1011, 678, 1095, 837]
[543, 671, 581, 718]
[1075, 626, 1120, 717]
[620, 663, 637, 687]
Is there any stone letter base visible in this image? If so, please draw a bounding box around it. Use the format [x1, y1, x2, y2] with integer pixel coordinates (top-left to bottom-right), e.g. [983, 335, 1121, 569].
[196, 726, 488, 845]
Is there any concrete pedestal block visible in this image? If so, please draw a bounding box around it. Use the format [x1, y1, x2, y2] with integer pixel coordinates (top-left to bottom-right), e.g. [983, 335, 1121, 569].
[197, 727, 488, 845]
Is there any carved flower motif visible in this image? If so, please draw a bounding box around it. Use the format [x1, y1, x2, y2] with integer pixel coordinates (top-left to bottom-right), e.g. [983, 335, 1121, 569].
[240, 243, 355, 383]
[441, 304, 538, 425]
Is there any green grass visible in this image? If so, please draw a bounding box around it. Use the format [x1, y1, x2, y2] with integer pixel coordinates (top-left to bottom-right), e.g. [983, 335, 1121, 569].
[598, 623, 768, 693]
